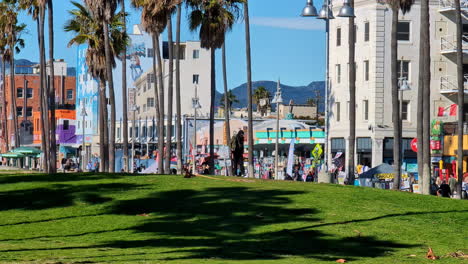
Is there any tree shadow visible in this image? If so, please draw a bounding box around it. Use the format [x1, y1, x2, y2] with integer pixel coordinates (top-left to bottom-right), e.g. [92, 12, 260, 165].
[100, 187, 412, 261]
[0, 183, 141, 211]
[0, 172, 132, 185]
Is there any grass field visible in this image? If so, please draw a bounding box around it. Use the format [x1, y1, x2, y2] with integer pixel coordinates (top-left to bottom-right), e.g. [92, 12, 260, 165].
[0, 172, 466, 264]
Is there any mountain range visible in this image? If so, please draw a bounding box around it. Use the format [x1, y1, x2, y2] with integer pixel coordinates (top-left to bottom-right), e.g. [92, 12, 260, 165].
[215, 80, 326, 112]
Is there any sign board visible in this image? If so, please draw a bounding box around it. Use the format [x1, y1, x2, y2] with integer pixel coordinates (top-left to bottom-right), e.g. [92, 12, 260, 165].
[218, 146, 230, 159]
[411, 138, 418, 152]
[128, 88, 136, 106]
[311, 144, 323, 159]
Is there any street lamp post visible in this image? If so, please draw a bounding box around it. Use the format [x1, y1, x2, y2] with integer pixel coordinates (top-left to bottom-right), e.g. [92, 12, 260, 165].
[131, 105, 139, 173]
[398, 74, 411, 174]
[80, 100, 87, 171]
[271, 80, 283, 179]
[301, 0, 354, 182]
[192, 85, 202, 175]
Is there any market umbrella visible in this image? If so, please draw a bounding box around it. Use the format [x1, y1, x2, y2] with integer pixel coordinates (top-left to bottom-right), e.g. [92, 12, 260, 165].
[359, 163, 396, 179]
[0, 152, 26, 158]
[12, 147, 42, 155]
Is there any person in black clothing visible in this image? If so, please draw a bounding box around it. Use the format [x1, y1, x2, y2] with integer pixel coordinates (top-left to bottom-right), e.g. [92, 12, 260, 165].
[203, 164, 210, 175]
[284, 173, 293, 181]
[231, 130, 245, 176]
[438, 180, 451, 197]
[305, 170, 314, 182]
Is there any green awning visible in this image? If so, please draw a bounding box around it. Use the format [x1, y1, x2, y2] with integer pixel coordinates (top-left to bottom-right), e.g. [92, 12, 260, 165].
[0, 152, 26, 158]
[12, 147, 42, 155]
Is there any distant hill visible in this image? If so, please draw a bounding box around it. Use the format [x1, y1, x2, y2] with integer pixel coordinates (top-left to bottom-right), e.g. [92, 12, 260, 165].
[216, 81, 326, 112]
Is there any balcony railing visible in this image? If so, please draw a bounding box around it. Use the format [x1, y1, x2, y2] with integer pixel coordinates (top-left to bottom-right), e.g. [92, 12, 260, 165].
[440, 75, 468, 93]
[440, 34, 468, 52]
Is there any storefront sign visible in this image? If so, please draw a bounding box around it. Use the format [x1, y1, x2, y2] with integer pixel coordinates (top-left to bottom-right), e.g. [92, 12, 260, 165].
[411, 138, 418, 152]
[430, 140, 441, 150]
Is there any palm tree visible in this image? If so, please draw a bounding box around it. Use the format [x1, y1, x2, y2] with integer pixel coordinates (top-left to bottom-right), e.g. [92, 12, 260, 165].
[222, 40, 232, 176]
[386, 0, 414, 190]
[418, 0, 431, 194]
[187, 0, 240, 174]
[346, 0, 356, 185]
[0, 3, 10, 151]
[65, 1, 128, 173]
[243, 0, 254, 178]
[47, 0, 57, 173]
[84, 0, 118, 172]
[454, 0, 464, 197]
[120, 0, 129, 172]
[253, 86, 271, 116]
[219, 90, 239, 110]
[175, 3, 182, 174]
[165, 10, 175, 174]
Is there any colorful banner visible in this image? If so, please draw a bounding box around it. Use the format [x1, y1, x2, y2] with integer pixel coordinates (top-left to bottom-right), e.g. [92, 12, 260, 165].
[286, 138, 296, 176]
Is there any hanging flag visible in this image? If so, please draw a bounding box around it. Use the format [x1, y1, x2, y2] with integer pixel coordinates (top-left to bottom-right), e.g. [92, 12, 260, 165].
[437, 107, 447, 117]
[286, 138, 296, 177]
[449, 104, 457, 116]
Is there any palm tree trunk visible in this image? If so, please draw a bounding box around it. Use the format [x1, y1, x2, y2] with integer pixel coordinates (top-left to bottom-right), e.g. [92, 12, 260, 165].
[222, 41, 232, 176]
[103, 19, 116, 173]
[421, 0, 431, 194]
[1, 56, 9, 151]
[121, 0, 129, 172]
[165, 14, 174, 174]
[175, 3, 182, 174]
[455, 0, 464, 198]
[244, 1, 254, 178]
[209, 48, 216, 175]
[151, 34, 161, 173]
[8, 47, 18, 149]
[391, 6, 401, 190]
[154, 33, 165, 174]
[40, 7, 50, 172]
[347, 1, 356, 185]
[99, 78, 106, 172]
[36, 17, 48, 172]
[47, 0, 57, 173]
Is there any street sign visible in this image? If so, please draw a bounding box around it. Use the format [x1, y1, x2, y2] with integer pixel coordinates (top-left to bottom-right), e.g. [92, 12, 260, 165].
[311, 144, 323, 159]
[411, 138, 418, 152]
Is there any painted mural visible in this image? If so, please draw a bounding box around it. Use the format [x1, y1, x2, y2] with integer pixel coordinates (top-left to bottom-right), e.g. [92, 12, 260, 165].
[76, 44, 99, 144]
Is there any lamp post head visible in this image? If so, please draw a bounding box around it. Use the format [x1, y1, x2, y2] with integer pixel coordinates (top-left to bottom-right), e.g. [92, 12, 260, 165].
[192, 97, 202, 109]
[337, 0, 355, 17]
[317, 3, 335, 19]
[80, 106, 87, 117]
[301, 0, 318, 17]
[399, 79, 411, 91]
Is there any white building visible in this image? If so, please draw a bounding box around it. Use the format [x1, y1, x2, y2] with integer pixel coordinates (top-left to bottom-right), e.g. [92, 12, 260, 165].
[327, 0, 466, 170]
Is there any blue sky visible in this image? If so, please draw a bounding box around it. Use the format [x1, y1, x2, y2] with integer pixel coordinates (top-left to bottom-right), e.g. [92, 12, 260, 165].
[17, 0, 326, 91]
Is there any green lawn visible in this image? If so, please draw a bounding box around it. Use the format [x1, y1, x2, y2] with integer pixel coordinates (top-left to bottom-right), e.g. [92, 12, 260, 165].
[0, 172, 466, 264]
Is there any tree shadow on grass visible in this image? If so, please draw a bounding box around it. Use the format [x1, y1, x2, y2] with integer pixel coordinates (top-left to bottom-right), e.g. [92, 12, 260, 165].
[0, 172, 132, 185]
[100, 186, 412, 262]
[0, 183, 141, 211]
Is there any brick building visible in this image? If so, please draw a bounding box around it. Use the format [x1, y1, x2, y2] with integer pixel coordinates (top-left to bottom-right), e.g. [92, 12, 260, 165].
[0, 73, 76, 152]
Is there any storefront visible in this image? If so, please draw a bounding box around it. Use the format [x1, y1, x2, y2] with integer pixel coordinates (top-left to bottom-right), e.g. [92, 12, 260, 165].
[357, 137, 372, 166]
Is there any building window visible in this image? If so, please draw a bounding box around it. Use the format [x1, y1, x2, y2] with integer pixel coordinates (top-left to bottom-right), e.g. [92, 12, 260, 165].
[63, 120, 69, 130]
[27, 88, 33, 98]
[336, 27, 341, 46]
[364, 22, 370, 42]
[336, 102, 341, 122]
[193, 49, 200, 59]
[147, 97, 155, 108]
[402, 101, 409, 120]
[397, 21, 410, 41]
[66, 89, 73, 100]
[16, 107, 23, 116]
[363, 100, 369, 121]
[130, 127, 133, 137]
[397, 60, 410, 80]
[364, 60, 369, 81]
[26, 107, 32, 117]
[193, 74, 199, 84]
[336, 64, 341, 83]
[17, 88, 23, 98]
[117, 127, 121, 138]
[147, 48, 154, 58]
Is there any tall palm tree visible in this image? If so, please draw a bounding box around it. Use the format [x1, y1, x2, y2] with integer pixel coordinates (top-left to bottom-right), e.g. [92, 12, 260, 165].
[387, 0, 414, 190]
[165, 11, 175, 174]
[243, 0, 254, 178]
[65, 1, 128, 173]
[454, 0, 464, 198]
[84, 0, 118, 172]
[253, 86, 271, 116]
[187, 0, 240, 174]
[418, 0, 431, 194]
[346, 0, 356, 185]
[219, 90, 238, 109]
[175, 3, 182, 174]
[0, 3, 10, 151]
[120, 0, 129, 172]
[222, 40, 231, 175]
[47, 0, 57, 173]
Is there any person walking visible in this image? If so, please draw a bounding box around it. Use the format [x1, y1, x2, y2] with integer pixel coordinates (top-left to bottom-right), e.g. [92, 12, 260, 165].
[438, 180, 452, 198]
[231, 130, 245, 176]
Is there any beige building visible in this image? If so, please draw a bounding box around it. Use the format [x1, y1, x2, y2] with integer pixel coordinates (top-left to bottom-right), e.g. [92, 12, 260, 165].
[278, 104, 317, 119]
[328, 0, 464, 169]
